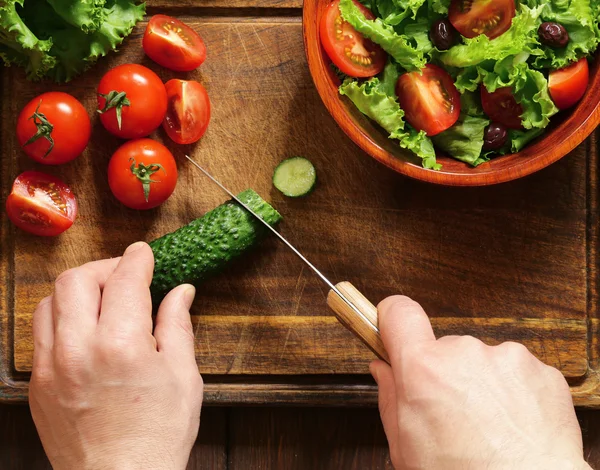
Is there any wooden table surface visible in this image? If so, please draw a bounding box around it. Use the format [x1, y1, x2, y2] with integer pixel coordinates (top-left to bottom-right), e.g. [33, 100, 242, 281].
[3, 405, 600, 469]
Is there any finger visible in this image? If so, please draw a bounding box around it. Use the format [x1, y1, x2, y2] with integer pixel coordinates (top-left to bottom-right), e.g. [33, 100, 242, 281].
[370, 360, 401, 463]
[53, 258, 122, 338]
[154, 284, 197, 365]
[378, 295, 435, 363]
[32, 296, 54, 369]
[99, 242, 154, 335]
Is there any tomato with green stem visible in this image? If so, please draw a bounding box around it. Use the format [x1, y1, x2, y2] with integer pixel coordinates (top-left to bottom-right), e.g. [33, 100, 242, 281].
[97, 64, 168, 139]
[108, 139, 178, 210]
[16, 92, 90, 165]
[6, 171, 77, 236]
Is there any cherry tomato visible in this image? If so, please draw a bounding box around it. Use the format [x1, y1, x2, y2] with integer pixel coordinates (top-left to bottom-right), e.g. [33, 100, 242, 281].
[162, 79, 211, 145]
[395, 64, 461, 136]
[97, 64, 168, 139]
[16, 92, 90, 165]
[6, 171, 77, 236]
[449, 0, 515, 40]
[480, 86, 523, 130]
[143, 15, 207, 72]
[549, 58, 589, 110]
[108, 139, 178, 210]
[320, 0, 386, 78]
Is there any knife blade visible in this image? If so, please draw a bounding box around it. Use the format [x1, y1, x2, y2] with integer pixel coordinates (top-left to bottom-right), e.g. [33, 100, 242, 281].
[184, 154, 390, 364]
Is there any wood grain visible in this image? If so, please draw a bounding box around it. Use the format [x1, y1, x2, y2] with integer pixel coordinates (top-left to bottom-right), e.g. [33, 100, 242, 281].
[1, 12, 599, 405]
[303, 0, 600, 186]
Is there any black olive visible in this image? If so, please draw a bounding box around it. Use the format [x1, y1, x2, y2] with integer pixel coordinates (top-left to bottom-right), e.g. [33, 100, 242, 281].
[483, 123, 508, 151]
[538, 22, 569, 48]
[430, 19, 457, 51]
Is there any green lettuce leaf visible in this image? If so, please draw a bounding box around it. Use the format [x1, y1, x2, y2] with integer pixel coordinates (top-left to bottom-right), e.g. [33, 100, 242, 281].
[0, 0, 56, 79]
[455, 58, 558, 129]
[339, 0, 428, 71]
[339, 76, 440, 169]
[427, 0, 449, 16]
[47, 0, 106, 33]
[21, 0, 144, 82]
[432, 114, 490, 166]
[439, 5, 544, 68]
[373, 0, 426, 25]
[509, 128, 544, 152]
[525, 0, 599, 68]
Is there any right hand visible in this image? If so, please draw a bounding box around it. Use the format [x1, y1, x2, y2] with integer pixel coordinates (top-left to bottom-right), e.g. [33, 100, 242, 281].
[371, 296, 590, 470]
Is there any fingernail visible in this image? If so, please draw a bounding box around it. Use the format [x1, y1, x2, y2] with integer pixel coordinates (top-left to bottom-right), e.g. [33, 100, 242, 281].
[125, 241, 146, 255]
[183, 285, 196, 310]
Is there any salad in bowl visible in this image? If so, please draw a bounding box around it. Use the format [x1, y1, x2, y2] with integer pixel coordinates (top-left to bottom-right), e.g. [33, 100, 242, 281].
[318, 0, 600, 170]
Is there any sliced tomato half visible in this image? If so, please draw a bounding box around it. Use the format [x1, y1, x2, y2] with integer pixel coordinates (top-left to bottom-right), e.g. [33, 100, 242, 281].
[6, 171, 77, 237]
[320, 0, 386, 78]
[449, 0, 515, 39]
[480, 86, 523, 130]
[549, 58, 589, 110]
[395, 64, 461, 136]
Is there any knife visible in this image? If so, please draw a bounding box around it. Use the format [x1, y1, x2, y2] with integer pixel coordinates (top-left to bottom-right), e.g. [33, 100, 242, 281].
[184, 154, 390, 364]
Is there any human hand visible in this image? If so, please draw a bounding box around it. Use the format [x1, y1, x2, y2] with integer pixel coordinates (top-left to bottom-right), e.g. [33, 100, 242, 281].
[29, 242, 203, 470]
[371, 296, 590, 470]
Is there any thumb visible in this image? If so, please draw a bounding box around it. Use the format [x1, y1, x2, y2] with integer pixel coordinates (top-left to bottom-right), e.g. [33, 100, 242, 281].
[154, 284, 197, 365]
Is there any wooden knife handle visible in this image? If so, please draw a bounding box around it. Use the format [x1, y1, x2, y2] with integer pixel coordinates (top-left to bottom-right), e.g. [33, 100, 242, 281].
[327, 282, 390, 364]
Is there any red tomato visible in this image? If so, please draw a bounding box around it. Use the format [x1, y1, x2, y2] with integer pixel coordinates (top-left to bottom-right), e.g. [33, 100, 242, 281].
[108, 139, 178, 210]
[5, 171, 77, 236]
[163, 79, 211, 145]
[16, 92, 90, 165]
[395, 64, 461, 136]
[97, 64, 168, 139]
[480, 86, 523, 130]
[549, 58, 589, 110]
[449, 0, 515, 39]
[143, 15, 207, 72]
[320, 0, 386, 78]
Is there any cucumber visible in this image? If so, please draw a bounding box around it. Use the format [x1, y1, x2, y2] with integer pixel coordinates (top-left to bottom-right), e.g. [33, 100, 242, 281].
[272, 157, 317, 197]
[149, 189, 282, 302]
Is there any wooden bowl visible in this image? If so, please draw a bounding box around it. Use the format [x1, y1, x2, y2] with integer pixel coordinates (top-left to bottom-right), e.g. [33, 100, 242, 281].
[303, 1, 600, 186]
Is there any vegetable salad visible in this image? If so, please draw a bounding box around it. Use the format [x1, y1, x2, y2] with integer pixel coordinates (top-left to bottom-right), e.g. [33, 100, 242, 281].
[321, 0, 600, 169]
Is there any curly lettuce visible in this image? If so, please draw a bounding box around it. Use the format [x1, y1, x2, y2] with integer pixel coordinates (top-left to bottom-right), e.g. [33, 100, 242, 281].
[0, 0, 144, 82]
[0, 0, 56, 79]
[432, 115, 490, 166]
[339, 66, 440, 169]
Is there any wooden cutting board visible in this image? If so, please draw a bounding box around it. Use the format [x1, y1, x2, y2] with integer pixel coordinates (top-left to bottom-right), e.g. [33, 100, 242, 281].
[2, 1, 600, 405]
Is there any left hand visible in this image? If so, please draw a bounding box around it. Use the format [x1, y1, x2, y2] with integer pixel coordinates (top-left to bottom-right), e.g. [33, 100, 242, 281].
[29, 242, 203, 470]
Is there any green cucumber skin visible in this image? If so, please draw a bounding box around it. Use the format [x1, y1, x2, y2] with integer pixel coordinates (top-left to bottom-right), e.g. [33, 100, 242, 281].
[149, 189, 282, 303]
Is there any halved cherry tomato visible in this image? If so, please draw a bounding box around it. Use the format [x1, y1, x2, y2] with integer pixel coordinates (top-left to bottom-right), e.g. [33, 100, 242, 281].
[449, 0, 515, 39]
[395, 64, 461, 136]
[6, 171, 77, 236]
[143, 15, 207, 72]
[16, 92, 90, 165]
[163, 79, 211, 145]
[549, 58, 589, 110]
[97, 64, 168, 139]
[108, 139, 178, 210]
[480, 86, 523, 130]
[320, 0, 386, 78]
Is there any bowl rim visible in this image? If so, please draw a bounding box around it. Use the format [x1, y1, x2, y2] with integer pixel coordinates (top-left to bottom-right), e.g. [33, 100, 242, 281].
[302, 1, 600, 186]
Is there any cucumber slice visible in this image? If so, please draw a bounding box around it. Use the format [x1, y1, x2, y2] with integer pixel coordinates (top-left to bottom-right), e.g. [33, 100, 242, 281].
[273, 157, 317, 197]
